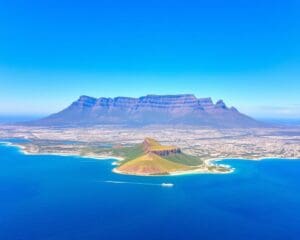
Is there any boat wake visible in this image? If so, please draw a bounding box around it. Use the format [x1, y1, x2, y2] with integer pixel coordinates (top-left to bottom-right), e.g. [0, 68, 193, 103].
[101, 180, 174, 187]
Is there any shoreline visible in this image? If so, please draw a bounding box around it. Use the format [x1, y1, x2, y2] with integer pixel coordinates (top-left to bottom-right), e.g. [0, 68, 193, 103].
[0, 141, 123, 161]
[112, 166, 235, 177]
[1, 141, 299, 177]
[1, 141, 233, 176]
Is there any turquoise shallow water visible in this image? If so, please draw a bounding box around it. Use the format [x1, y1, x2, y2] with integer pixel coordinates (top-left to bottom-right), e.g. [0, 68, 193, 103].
[0, 143, 300, 240]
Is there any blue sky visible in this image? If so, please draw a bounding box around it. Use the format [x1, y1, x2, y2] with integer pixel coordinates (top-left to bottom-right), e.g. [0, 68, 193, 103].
[0, 0, 299, 118]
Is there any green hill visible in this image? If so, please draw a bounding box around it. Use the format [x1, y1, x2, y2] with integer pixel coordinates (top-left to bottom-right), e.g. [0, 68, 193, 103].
[81, 138, 230, 176]
[115, 138, 203, 175]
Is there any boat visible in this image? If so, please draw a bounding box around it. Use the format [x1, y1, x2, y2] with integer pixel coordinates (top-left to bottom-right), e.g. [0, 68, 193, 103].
[161, 183, 174, 187]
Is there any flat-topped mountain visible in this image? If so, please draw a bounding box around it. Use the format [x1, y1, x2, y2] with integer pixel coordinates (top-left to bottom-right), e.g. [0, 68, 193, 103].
[32, 94, 263, 128]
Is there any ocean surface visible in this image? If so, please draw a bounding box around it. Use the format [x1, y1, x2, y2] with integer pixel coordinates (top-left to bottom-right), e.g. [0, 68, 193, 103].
[0, 143, 300, 240]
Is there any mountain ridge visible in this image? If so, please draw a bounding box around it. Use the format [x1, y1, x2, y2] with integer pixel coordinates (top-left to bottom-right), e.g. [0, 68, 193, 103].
[30, 94, 264, 128]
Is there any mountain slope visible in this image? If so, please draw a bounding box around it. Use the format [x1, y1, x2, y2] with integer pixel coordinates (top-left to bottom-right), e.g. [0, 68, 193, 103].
[114, 137, 231, 176]
[116, 153, 190, 176]
[31, 94, 263, 128]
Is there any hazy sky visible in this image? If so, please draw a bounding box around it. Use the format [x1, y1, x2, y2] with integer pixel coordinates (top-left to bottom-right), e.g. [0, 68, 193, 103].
[0, 0, 299, 118]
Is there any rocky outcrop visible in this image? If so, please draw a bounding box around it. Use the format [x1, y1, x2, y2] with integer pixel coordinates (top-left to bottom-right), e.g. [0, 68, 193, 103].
[31, 94, 264, 128]
[143, 138, 181, 156]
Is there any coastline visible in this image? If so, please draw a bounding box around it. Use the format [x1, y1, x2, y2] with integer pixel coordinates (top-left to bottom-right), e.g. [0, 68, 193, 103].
[1, 141, 299, 177]
[0, 141, 233, 176]
[0, 141, 123, 161]
[112, 164, 234, 177]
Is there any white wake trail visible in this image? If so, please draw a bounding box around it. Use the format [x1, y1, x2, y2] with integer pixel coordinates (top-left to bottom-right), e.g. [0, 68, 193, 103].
[100, 180, 174, 187]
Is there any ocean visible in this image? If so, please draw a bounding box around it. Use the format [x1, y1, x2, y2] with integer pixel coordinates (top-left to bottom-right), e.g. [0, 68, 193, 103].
[0, 143, 300, 240]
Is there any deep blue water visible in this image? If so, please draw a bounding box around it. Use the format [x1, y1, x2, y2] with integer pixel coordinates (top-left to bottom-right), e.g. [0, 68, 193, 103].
[0, 143, 300, 240]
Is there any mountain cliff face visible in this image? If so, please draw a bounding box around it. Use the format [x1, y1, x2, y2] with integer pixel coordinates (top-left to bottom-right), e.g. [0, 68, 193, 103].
[143, 138, 181, 157]
[33, 94, 263, 128]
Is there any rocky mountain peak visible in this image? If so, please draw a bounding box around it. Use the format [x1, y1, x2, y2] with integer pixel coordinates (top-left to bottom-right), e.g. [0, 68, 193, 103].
[215, 99, 227, 109]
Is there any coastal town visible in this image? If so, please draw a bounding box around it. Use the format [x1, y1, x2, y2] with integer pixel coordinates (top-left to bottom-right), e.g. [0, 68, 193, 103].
[0, 125, 299, 162]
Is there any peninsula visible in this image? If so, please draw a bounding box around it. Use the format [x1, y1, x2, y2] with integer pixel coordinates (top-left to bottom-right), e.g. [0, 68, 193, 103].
[96, 137, 231, 176]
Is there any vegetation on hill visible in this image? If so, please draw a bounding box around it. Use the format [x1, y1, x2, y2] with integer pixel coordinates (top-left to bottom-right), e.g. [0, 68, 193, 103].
[80, 144, 144, 161]
[81, 138, 230, 176]
[165, 153, 203, 166]
[115, 138, 204, 175]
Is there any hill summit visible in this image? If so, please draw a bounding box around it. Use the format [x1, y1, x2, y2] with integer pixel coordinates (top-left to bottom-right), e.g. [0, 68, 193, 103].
[32, 94, 263, 128]
[143, 137, 181, 156]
